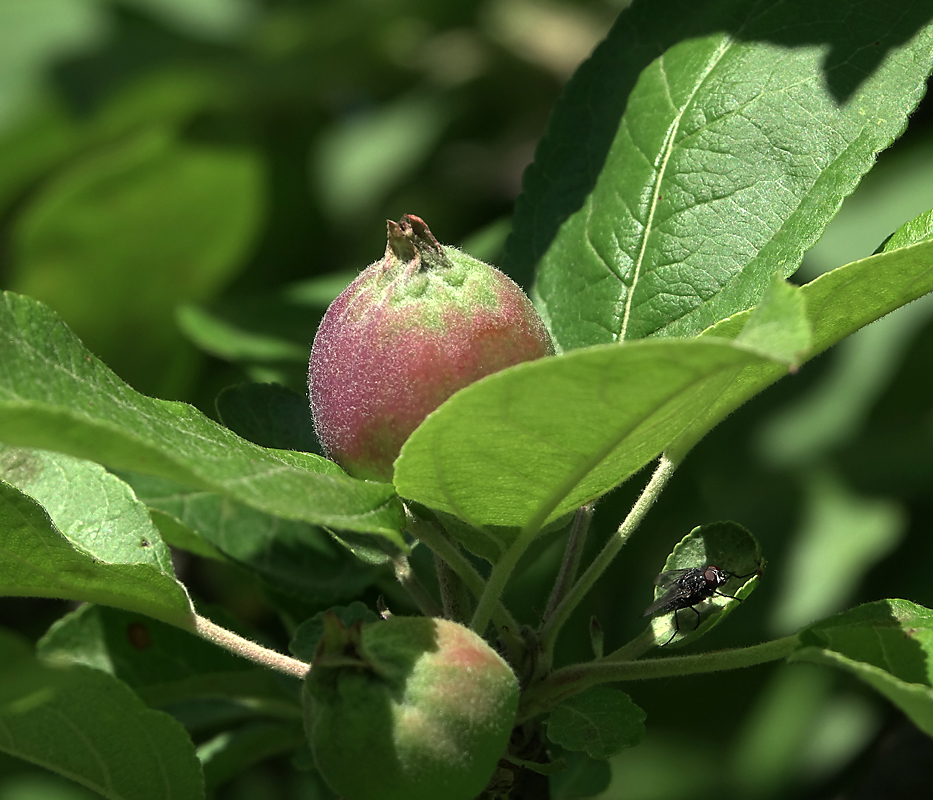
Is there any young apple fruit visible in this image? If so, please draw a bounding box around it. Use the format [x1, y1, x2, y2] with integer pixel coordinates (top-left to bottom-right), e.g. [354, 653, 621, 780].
[309, 214, 553, 481]
[304, 614, 519, 800]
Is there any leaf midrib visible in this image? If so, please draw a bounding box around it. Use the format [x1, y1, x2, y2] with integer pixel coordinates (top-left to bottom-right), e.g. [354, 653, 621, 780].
[619, 35, 735, 341]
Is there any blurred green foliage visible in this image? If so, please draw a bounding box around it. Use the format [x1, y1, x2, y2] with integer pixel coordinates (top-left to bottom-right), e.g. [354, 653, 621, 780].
[2, 0, 933, 799]
[0, 0, 618, 405]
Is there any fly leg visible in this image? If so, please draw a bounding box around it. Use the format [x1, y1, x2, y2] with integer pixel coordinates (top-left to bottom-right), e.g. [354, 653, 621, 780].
[688, 605, 702, 630]
[659, 609, 681, 646]
[661, 605, 703, 646]
[713, 590, 742, 602]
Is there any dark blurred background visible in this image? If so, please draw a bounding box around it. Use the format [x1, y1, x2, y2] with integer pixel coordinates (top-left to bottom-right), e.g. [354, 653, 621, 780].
[2, 1, 933, 798]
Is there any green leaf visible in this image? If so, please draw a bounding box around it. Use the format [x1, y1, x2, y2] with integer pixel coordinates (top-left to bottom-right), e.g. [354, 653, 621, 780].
[0, 99, 79, 213]
[735, 279, 811, 367]
[398, 236, 933, 538]
[754, 211, 933, 465]
[0, 0, 107, 129]
[118, 0, 257, 40]
[878, 208, 933, 252]
[0, 291, 405, 544]
[36, 605, 295, 711]
[507, 0, 933, 349]
[395, 337, 787, 531]
[176, 303, 309, 363]
[9, 129, 265, 395]
[0, 480, 194, 628]
[122, 472, 383, 600]
[215, 383, 321, 454]
[796, 239, 933, 359]
[669, 237, 933, 461]
[0, 628, 205, 800]
[790, 599, 933, 737]
[147, 508, 226, 561]
[0, 445, 175, 573]
[546, 687, 646, 760]
[176, 271, 353, 365]
[754, 294, 933, 467]
[803, 141, 933, 279]
[646, 521, 762, 647]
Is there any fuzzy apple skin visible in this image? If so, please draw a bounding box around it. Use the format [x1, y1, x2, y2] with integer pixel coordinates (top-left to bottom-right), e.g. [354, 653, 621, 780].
[304, 615, 519, 800]
[309, 215, 553, 481]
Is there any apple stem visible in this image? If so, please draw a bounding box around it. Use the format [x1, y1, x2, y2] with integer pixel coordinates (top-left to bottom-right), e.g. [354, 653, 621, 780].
[391, 552, 443, 617]
[194, 614, 310, 679]
[542, 503, 595, 622]
[405, 508, 521, 634]
[434, 551, 474, 623]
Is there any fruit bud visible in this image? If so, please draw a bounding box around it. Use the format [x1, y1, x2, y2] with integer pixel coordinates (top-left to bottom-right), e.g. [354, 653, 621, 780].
[309, 214, 553, 481]
[304, 614, 519, 800]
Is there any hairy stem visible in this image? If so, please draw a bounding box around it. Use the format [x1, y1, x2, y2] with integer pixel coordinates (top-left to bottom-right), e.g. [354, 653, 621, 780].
[471, 522, 541, 635]
[539, 456, 677, 660]
[194, 614, 309, 680]
[518, 634, 798, 721]
[543, 504, 594, 622]
[406, 509, 520, 634]
[435, 551, 474, 623]
[392, 552, 442, 617]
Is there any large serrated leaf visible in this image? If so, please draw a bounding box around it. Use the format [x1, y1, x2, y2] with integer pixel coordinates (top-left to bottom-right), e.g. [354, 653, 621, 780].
[507, 0, 933, 350]
[0, 292, 404, 544]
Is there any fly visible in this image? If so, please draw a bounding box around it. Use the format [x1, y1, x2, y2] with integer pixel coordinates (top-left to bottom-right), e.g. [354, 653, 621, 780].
[644, 564, 760, 646]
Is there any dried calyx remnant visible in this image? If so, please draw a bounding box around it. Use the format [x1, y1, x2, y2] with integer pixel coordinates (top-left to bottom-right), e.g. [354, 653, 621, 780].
[309, 214, 554, 481]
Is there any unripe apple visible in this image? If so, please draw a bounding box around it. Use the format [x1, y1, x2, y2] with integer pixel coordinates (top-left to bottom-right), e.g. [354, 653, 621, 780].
[309, 214, 553, 481]
[303, 614, 519, 800]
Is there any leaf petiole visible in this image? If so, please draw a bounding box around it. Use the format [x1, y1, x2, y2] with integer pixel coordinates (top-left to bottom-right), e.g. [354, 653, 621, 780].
[518, 634, 798, 721]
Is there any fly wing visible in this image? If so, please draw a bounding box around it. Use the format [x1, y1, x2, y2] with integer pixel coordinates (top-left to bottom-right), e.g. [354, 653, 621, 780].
[643, 579, 690, 617]
[652, 568, 691, 589]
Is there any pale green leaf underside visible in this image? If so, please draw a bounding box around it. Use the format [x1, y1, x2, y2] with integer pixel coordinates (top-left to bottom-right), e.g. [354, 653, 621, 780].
[670, 237, 933, 459]
[791, 599, 933, 736]
[647, 522, 761, 647]
[0, 630, 205, 800]
[0, 292, 404, 543]
[0, 480, 194, 628]
[736, 280, 811, 366]
[396, 238, 933, 532]
[510, 0, 933, 350]
[0, 445, 175, 574]
[122, 472, 380, 602]
[395, 337, 784, 530]
[36, 605, 292, 711]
